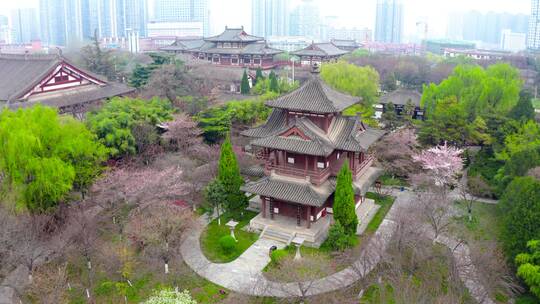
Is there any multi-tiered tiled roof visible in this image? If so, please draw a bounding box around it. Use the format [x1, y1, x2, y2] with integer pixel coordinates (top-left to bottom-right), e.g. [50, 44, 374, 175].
[242, 77, 384, 156]
[241, 75, 385, 203]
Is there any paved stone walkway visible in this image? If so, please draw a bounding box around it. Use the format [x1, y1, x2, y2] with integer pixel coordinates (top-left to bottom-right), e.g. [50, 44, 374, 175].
[181, 189, 497, 303]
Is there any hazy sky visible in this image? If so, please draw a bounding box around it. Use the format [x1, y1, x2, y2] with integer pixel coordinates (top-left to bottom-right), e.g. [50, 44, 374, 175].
[0, 0, 531, 38]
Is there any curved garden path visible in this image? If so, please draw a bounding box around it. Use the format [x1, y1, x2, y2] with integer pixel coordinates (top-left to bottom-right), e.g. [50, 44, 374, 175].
[180, 189, 495, 303]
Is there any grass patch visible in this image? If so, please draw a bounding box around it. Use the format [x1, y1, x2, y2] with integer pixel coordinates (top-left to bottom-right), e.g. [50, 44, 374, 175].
[378, 173, 409, 187]
[200, 211, 259, 263]
[451, 200, 502, 243]
[364, 192, 395, 234]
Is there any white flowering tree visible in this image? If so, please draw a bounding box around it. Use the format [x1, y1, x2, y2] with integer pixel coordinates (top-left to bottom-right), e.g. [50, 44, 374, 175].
[413, 142, 464, 188]
[143, 289, 197, 304]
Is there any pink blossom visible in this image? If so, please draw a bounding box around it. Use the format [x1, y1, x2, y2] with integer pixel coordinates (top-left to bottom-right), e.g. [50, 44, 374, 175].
[413, 142, 463, 186]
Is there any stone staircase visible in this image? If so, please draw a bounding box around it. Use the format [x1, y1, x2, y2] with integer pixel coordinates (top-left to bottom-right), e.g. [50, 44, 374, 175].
[260, 225, 294, 245]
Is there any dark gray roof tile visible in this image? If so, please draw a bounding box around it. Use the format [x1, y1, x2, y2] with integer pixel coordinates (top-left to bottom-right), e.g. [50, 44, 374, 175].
[265, 77, 360, 114]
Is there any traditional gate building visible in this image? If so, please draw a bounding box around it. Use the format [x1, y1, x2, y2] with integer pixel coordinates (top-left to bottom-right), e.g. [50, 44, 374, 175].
[0, 53, 134, 116]
[241, 70, 384, 246]
[292, 42, 350, 66]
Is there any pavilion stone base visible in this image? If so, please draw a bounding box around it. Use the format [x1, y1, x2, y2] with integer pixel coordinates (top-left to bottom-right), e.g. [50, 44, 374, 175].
[250, 213, 331, 248]
[355, 198, 380, 235]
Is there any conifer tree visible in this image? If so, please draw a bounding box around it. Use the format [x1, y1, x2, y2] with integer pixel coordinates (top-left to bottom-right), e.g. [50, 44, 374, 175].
[217, 136, 247, 216]
[333, 160, 358, 235]
[269, 70, 279, 93]
[240, 70, 250, 95]
[255, 67, 264, 85]
[510, 90, 535, 122]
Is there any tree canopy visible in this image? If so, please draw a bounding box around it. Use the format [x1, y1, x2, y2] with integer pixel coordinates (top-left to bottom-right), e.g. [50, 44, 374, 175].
[87, 97, 173, 158]
[0, 106, 107, 212]
[321, 61, 380, 106]
[217, 136, 247, 216]
[333, 160, 358, 235]
[421, 63, 522, 120]
[499, 177, 540, 259]
[241, 70, 250, 95]
[516, 240, 540, 299]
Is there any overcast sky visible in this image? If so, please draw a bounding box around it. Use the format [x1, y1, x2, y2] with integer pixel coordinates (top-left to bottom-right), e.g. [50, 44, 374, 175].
[0, 0, 531, 38]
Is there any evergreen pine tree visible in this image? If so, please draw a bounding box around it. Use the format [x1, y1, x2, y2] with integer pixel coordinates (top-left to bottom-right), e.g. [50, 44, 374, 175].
[381, 102, 399, 130]
[269, 71, 279, 93]
[510, 90, 535, 122]
[217, 136, 248, 216]
[255, 67, 264, 85]
[333, 160, 358, 235]
[240, 70, 250, 95]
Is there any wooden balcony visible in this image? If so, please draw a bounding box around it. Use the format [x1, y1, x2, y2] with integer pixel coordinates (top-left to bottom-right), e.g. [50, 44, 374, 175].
[354, 155, 374, 178]
[265, 163, 331, 186]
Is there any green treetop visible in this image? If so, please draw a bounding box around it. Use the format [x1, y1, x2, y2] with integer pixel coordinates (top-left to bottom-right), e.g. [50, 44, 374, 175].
[269, 70, 279, 93]
[499, 177, 540, 259]
[0, 106, 107, 212]
[255, 67, 264, 85]
[241, 70, 250, 95]
[333, 160, 358, 235]
[217, 136, 247, 216]
[510, 90, 535, 122]
[516, 240, 540, 299]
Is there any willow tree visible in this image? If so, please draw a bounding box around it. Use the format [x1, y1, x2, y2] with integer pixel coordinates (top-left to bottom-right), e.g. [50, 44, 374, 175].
[333, 160, 358, 235]
[0, 106, 107, 212]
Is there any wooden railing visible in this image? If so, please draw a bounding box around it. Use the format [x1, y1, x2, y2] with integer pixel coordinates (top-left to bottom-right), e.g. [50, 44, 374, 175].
[265, 163, 331, 186]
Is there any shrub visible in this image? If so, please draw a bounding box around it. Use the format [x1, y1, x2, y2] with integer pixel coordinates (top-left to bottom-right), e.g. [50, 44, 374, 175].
[87, 97, 173, 157]
[326, 222, 354, 251]
[270, 249, 288, 266]
[219, 235, 236, 253]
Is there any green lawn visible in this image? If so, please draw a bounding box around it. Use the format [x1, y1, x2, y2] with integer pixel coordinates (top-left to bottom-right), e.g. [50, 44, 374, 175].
[200, 211, 259, 263]
[378, 173, 409, 188]
[364, 192, 396, 234]
[451, 200, 502, 242]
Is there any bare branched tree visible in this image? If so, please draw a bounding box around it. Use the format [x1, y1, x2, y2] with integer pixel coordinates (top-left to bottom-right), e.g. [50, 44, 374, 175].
[415, 188, 453, 241]
[125, 202, 193, 274]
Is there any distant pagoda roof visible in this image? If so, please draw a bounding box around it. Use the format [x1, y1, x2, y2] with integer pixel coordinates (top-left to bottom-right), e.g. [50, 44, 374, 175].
[331, 39, 360, 49]
[205, 27, 264, 43]
[243, 109, 385, 156]
[379, 89, 422, 107]
[265, 77, 360, 114]
[160, 38, 206, 52]
[0, 53, 133, 109]
[292, 42, 349, 57]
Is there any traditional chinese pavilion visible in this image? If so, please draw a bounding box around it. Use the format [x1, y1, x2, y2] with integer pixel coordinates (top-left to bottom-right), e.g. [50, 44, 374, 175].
[292, 42, 350, 66]
[161, 27, 283, 69]
[0, 53, 134, 116]
[241, 70, 385, 247]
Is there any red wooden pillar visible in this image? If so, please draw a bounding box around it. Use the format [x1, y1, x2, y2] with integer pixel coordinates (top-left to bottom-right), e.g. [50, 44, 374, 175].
[306, 206, 311, 229]
[262, 197, 267, 218]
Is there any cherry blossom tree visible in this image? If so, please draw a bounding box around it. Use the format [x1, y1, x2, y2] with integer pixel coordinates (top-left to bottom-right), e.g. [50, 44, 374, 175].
[413, 142, 464, 187]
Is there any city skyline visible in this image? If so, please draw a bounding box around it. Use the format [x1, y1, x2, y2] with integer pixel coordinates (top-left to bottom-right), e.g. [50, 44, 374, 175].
[0, 0, 531, 40]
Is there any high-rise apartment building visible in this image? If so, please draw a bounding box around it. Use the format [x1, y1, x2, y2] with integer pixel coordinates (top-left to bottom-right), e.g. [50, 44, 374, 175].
[528, 0, 540, 50]
[289, 0, 320, 39]
[154, 0, 209, 36]
[10, 8, 40, 44]
[252, 0, 289, 38]
[87, 0, 147, 39]
[40, 0, 85, 46]
[375, 0, 404, 43]
[0, 15, 9, 43]
[456, 11, 528, 46]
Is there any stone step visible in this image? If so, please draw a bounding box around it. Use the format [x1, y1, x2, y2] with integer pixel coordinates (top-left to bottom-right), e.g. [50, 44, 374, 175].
[260, 226, 291, 244]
